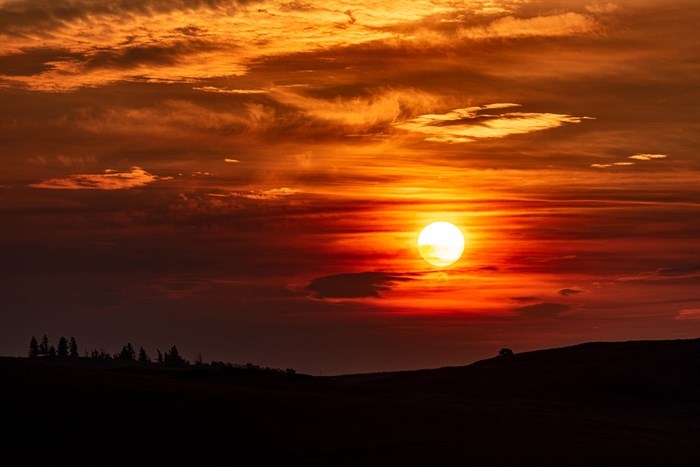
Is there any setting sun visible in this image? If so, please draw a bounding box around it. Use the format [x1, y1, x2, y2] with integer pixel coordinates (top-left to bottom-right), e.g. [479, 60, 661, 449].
[418, 221, 465, 268]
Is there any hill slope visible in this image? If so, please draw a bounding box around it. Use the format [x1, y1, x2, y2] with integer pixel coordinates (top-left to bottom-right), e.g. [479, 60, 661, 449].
[2, 338, 699, 466]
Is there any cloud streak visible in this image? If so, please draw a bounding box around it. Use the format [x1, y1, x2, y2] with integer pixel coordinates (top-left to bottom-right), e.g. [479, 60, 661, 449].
[394, 104, 592, 143]
[29, 167, 168, 190]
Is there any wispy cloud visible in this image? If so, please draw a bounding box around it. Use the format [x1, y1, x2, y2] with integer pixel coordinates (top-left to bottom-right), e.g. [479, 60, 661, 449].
[29, 167, 169, 190]
[207, 187, 300, 200]
[618, 264, 700, 282]
[194, 86, 266, 94]
[628, 153, 668, 161]
[592, 153, 668, 168]
[460, 12, 599, 40]
[591, 162, 635, 168]
[394, 104, 592, 143]
[675, 309, 700, 321]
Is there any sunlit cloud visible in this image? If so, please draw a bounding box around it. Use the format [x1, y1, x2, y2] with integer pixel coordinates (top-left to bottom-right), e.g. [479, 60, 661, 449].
[628, 153, 668, 161]
[675, 309, 700, 321]
[29, 166, 169, 190]
[394, 104, 592, 143]
[272, 87, 445, 132]
[0, 0, 616, 91]
[194, 86, 266, 94]
[207, 187, 300, 200]
[591, 153, 668, 168]
[459, 12, 599, 40]
[224, 158, 240, 163]
[591, 162, 635, 168]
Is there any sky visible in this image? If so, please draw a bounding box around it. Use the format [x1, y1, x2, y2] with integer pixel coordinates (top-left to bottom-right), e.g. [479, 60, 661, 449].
[1, 0, 698, 374]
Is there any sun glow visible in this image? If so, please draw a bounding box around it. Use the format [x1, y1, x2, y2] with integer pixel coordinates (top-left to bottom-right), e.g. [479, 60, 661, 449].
[417, 221, 465, 267]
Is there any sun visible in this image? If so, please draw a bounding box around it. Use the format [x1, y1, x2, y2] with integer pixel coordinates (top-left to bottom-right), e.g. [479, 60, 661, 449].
[418, 221, 465, 267]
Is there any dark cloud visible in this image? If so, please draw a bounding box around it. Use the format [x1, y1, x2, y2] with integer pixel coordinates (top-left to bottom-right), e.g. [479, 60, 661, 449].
[82, 40, 218, 71]
[0, 47, 84, 76]
[0, 0, 257, 36]
[557, 287, 584, 296]
[515, 302, 570, 316]
[657, 264, 700, 277]
[304, 272, 412, 299]
[618, 264, 700, 282]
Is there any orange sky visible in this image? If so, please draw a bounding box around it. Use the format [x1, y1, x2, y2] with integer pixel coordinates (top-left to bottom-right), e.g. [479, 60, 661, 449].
[1, 0, 699, 374]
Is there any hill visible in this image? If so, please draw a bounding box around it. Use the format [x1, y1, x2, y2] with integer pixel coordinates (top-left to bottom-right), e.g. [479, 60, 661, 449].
[2, 338, 699, 466]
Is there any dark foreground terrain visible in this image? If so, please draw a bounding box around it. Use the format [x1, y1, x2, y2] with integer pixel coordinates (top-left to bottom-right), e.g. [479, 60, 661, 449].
[2, 338, 699, 466]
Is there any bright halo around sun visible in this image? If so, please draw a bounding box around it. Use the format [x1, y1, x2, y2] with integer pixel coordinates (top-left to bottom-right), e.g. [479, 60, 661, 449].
[418, 221, 465, 268]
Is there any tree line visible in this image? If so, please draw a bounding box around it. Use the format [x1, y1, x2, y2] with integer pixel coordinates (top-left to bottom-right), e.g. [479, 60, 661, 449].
[29, 335, 188, 366]
[26, 335, 296, 374]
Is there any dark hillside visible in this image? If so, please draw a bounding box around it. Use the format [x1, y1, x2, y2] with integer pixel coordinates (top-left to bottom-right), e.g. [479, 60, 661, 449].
[2, 338, 699, 466]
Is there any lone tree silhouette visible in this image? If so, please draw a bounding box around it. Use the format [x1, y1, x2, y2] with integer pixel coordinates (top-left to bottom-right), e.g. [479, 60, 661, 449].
[57, 337, 69, 358]
[69, 337, 79, 358]
[498, 348, 515, 366]
[39, 335, 49, 356]
[28, 336, 39, 358]
[498, 348, 514, 358]
[137, 346, 150, 363]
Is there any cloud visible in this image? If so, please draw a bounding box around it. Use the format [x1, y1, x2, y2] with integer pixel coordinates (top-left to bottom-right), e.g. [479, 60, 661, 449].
[514, 302, 570, 316]
[592, 154, 668, 168]
[224, 158, 240, 163]
[29, 166, 169, 190]
[194, 86, 266, 94]
[394, 103, 592, 143]
[304, 271, 412, 299]
[557, 287, 585, 296]
[272, 87, 445, 132]
[628, 153, 668, 161]
[207, 187, 299, 200]
[618, 264, 700, 282]
[523, 255, 576, 263]
[675, 309, 700, 321]
[460, 12, 599, 40]
[591, 162, 634, 168]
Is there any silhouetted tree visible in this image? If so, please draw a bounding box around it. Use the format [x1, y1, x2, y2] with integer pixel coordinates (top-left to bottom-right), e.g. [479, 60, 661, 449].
[28, 336, 39, 358]
[164, 345, 187, 366]
[498, 348, 514, 358]
[69, 337, 79, 358]
[116, 343, 136, 360]
[91, 347, 111, 360]
[498, 348, 514, 366]
[194, 352, 204, 366]
[137, 346, 150, 363]
[48, 345, 57, 358]
[57, 337, 69, 358]
[39, 335, 49, 356]
[156, 349, 163, 364]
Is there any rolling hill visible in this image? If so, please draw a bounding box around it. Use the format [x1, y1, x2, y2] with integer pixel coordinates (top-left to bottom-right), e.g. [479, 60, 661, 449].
[2, 338, 698, 466]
